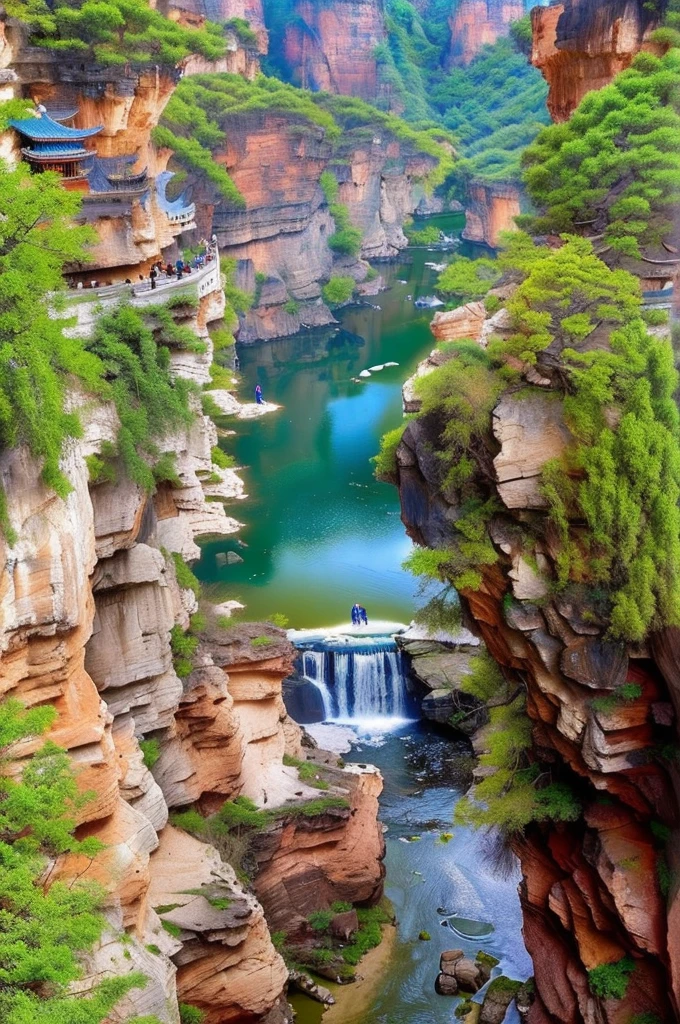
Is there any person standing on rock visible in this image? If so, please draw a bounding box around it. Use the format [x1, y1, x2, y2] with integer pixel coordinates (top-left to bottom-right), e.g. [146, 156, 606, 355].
[359, 605, 368, 626]
[255, 383, 264, 405]
[351, 603, 361, 626]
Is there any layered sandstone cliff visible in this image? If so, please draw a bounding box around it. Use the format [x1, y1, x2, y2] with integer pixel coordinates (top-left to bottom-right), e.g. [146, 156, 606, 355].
[462, 180, 522, 248]
[282, 0, 385, 99]
[1, 280, 385, 1020]
[531, 0, 665, 121]
[204, 111, 437, 341]
[448, 0, 526, 67]
[393, 300, 680, 1023]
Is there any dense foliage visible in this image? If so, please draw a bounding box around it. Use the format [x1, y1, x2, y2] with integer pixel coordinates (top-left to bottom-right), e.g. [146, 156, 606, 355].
[4, 0, 224, 66]
[0, 699, 147, 1024]
[402, 232, 680, 642]
[520, 47, 680, 258]
[86, 305, 195, 492]
[0, 165, 102, 537]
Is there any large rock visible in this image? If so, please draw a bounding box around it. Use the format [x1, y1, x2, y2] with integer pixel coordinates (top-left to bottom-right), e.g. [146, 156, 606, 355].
[448, 0, 525, 66]
[531, 0, 665, 122]
[492, 394, 573, 508]
[430, 301, 487, 344]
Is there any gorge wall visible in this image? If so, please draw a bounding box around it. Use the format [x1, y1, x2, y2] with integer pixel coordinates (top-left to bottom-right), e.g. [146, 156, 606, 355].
[447, 0, 526, 67]
[392, 264, 680, 1022]
[282, 0, 385, 98]
[531, 0, 666, 121]
[1, 279, 385, 1022]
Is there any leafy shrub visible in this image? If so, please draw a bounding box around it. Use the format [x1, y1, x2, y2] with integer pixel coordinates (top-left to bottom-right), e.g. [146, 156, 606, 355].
[171, 553, 201, 597]
[226, 16, 258, 46]
[170, 625, 199, 679]
[322, 276, 356, 306]
[139, 738, 161, 770]
[0, 698, 146, 1023]
[521, 48, 680, 258]
[268, 612, 289, 628]
[85, 452, 117, 486]
[308, 909, 334, 932]
[211, 445, 235, 469]
[462, 649, 507, 703]
[372, 421, 407, 479]
[437, 256, 502, 299]
[406, 224, 441, 245]
[284, 298, 300, 316]
[587, 957, 635, 1000]
[418, 930, 431, 940]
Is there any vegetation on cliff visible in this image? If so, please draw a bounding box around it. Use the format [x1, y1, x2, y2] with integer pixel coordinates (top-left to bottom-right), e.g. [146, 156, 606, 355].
[159, 73, 454, 205]
[520, 47, 680, 258]
[0, 700, 147, 1024]
[402, 232, 680, 644]
[5, 0, 224, 66]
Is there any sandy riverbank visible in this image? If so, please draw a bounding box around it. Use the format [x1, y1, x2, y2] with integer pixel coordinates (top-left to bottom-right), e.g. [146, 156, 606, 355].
[323, 923, 398, 1024]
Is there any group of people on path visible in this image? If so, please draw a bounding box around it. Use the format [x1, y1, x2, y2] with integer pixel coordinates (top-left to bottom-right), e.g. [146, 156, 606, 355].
[351, 603, 368, 626]
[147, 236, 218, 289]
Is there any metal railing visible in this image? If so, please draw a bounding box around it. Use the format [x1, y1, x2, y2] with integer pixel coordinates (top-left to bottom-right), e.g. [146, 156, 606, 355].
[66, 245, 221, 304]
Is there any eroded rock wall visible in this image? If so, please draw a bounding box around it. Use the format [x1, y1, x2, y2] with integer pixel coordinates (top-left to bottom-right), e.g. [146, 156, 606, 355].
[283, 0, 385, 99]
[448, 0, 526, 66]
[531, 0, 665, 121]
[462, 179, 522, 248]
[394, 305, 680, 1023]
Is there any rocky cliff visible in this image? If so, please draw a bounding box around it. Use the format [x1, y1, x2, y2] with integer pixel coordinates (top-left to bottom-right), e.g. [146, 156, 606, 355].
[462, 179, 522, 248]
[392, 257, 680, 1022]
[205, 110, 438, 341]
[1, 277, 385, 1021]
[531, 0, 665, 121]
[448, 0, 526, 66]
[282, 0, 385, 98]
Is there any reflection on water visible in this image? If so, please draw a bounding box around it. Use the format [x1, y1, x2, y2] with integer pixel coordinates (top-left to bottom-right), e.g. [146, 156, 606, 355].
[195, 215, 470, 626]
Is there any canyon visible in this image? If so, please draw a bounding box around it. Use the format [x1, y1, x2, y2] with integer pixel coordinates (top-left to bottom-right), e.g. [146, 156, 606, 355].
[1, 0, 679, 1023]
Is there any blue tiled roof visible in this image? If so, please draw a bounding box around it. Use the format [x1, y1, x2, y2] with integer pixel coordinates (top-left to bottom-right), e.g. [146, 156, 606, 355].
[9, 113, 102, 141]
[24, 143, 92, 157]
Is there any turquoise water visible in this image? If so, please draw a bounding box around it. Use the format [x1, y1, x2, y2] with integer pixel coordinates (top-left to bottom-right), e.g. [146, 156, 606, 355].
[196, 214, 470, 626]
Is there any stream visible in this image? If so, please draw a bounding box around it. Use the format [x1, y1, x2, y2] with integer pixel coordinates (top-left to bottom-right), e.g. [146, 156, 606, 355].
[196, 213, 530, 1021]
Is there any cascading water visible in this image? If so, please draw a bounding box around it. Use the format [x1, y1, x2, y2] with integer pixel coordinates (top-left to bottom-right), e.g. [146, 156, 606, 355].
[295, 637, 415, 733]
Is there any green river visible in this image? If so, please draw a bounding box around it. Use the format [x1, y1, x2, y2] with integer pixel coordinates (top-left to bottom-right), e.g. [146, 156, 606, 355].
[196, 213, 470, 626]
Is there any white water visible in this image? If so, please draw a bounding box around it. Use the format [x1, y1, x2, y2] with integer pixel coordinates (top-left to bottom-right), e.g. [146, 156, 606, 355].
[300, 639, 413, 736]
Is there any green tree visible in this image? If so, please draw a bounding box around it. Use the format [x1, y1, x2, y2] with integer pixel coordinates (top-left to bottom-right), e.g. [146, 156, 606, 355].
[5, 0, 224, 66]
[0, 699, 146, 1024]
[0, 162, 103, 536]
[520, 47, 680, 258]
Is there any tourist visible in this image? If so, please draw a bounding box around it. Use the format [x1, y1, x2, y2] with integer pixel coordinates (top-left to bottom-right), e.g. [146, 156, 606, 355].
[351, 603, 361, 626]
[175, 258, 183, 280]
[360, 606, 368, 625]
[149, 266, 157, 290]
[255, 383, 264, 405]
[165, 262, 174, 278]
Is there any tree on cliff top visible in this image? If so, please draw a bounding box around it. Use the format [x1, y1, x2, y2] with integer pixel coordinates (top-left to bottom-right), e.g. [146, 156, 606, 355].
[4, 0, 224, 67]
[0, 699, 149, 1024]
[401, 233, 680, 642]
[520, 47, 680, 259]
[0, 163, 102, 535]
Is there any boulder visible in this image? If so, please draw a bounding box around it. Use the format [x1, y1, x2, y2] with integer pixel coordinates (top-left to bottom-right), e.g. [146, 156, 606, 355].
[435, 972, 459, 995]
[330, 909, 359, 941]
[454, 957, 483, 992]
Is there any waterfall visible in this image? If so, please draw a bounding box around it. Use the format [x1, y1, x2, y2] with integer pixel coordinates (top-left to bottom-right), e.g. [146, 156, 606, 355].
[298, 638, 412, 730]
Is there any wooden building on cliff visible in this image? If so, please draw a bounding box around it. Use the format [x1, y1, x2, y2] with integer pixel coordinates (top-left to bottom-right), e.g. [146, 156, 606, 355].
[8, 111, 102, 189]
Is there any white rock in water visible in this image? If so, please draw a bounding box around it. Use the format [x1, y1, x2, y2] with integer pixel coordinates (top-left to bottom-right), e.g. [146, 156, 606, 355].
[384, 361, 399, 367]
[359, 369, 372, 378]
[368, 364, 385, 372]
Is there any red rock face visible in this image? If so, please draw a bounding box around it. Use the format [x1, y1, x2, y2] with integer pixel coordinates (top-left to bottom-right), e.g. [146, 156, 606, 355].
[531, 0, 664, 122]
[283, 0, 386, 98]
[395, 318, 680, 1020]
[462, 180, 522, 247]
[447, 0, 526, 66]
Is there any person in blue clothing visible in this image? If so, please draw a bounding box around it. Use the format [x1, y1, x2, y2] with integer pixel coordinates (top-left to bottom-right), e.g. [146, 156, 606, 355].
[351, 603, 361, 625]
[255, 383, 264, 405]
[359, 605, 368, 625]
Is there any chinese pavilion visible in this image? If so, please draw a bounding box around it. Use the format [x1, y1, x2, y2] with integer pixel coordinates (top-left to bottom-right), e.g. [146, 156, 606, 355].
[8, 112, 103, 187]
